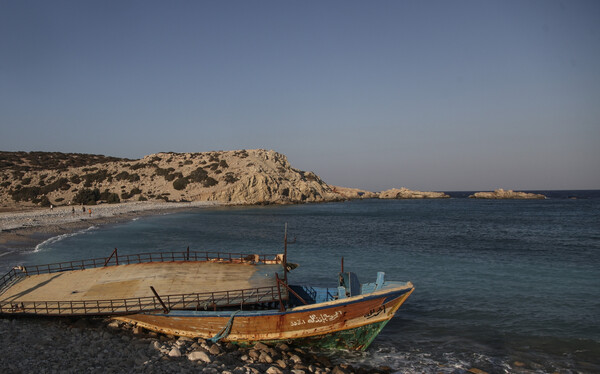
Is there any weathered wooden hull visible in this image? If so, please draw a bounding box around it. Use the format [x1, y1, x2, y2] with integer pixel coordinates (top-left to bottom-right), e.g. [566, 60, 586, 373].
[116, 284, 414, 350]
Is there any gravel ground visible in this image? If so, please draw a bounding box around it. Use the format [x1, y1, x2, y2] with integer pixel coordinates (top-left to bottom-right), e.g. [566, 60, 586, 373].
[0, 317, 388, 374]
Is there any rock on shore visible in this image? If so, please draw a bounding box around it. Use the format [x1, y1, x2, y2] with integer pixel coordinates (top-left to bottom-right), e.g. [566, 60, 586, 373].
[468, 189, 546, 199]
[378, 188, 449, 199]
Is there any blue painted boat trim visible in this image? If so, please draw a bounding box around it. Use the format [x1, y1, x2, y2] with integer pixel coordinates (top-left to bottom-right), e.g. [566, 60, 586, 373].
[149, 284, 412, 318]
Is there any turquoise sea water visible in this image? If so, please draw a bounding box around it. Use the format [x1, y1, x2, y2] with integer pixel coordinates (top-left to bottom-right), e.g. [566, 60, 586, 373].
[2, 193, 599, 373]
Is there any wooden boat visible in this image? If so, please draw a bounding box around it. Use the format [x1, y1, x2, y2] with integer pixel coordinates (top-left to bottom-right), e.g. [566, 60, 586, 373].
[116, 274, 414, 350]
[0, 239, 414, 350]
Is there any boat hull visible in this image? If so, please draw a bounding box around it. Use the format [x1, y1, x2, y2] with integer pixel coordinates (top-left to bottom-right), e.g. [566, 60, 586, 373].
[116, 284, 414, 350]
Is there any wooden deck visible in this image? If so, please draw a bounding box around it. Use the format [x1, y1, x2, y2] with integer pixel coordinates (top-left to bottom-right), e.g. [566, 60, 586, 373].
[0, 259, 286, 315]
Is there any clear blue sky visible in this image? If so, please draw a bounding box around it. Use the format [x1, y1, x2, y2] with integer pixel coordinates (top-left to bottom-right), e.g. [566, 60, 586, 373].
[1, 1, 598, 191]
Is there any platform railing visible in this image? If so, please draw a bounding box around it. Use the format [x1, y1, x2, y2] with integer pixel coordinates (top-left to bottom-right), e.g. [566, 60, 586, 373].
[0, 285, 288, 316]
[3, 249, 281, 277]
[0, 249, 282, 301]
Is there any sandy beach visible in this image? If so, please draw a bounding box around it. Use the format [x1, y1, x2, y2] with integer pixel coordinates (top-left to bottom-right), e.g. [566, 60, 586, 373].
[0, 201, 221, 253]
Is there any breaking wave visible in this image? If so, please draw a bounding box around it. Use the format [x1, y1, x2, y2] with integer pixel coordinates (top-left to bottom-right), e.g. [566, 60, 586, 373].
[34, 226, 98, 252]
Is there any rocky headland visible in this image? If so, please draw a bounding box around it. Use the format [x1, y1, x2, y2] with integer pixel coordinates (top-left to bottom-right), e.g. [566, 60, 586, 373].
[468, 189, 546, 199]
[0, 149, 344, 209]
[0, 150, 454, 211]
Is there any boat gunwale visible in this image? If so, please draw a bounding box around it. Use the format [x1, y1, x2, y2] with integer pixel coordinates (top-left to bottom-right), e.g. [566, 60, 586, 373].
[149, 282, 415, 318]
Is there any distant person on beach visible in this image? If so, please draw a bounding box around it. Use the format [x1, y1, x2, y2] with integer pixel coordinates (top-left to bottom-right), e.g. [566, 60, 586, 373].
[82, 206, 86, 213]
[50, 204, 53, 210]
[88, 208, 92, 216]
[71, 207, 75, 215]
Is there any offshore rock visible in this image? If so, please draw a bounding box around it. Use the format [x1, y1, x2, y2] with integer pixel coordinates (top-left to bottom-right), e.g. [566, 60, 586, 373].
[330, 186, 378, 199]
[378, 187, 449, 199]
[468, 189, 546, 199]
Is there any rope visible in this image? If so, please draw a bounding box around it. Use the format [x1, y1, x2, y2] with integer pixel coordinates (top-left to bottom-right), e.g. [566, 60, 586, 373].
[208, 310, 241, 343]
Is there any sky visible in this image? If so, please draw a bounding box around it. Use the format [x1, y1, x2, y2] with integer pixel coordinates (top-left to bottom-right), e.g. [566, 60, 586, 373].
[1, 1, 599, 191]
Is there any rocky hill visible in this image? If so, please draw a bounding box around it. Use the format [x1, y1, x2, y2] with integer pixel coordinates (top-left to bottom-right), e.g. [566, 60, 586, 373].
[0, 150, 460, 209]
[0, 149, 344, 208]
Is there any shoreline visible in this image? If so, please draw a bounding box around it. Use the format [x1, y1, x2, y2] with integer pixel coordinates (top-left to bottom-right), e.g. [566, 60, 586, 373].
[0, 201, 222, 254]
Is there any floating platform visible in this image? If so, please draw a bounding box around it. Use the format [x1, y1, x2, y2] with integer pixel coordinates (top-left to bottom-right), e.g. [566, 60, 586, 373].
[0, 250, 287, 316]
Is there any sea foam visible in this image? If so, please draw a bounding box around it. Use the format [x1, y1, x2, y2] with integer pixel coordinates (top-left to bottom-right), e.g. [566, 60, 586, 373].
[34, 226, 98, 253]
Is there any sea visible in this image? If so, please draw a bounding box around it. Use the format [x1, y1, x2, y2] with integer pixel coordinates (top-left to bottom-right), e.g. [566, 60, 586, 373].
[1, 190, 599, 373]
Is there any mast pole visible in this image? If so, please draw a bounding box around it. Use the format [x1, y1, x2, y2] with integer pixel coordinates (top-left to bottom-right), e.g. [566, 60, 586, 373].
[283, 223, 288, 285]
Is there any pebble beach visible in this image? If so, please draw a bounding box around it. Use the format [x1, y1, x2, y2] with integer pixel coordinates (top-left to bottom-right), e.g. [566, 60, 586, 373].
[0, 201, 220, 253]
[0, 317, 386, 374]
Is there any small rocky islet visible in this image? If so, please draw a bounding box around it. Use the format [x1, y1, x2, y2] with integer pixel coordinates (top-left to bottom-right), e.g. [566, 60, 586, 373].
[468, 188, 546, 199]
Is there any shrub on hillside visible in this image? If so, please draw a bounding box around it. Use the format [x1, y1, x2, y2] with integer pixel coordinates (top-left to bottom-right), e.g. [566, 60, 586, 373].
[41, 178, 70, 193]
[164, 172, 182, 182]
[83, 170, 110, 187]
[115, 171, 141, 182]
[39, 195, 51, 207]
[224, 173, 238, 184]
[173, 177, 188, 190]
[234, 150, 249, 158]
[10, 186, 41, 202]
[73, 188, 100, 205]
[129, 163, 146, 170]
[188, 167, 208, 183]
[203, 177, 218, 187]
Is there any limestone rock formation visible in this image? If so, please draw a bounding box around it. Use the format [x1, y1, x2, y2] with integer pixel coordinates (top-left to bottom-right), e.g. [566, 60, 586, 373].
[378, 187, 449, 199]
[0, 149, 345, 208]
[468, 189, 546, 199]
[330, 186, 378, 199]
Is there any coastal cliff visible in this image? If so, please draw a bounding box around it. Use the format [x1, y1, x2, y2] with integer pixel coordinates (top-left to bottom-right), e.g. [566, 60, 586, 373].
[469, 189, 546, 199]
[0, 150, 343, 208]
